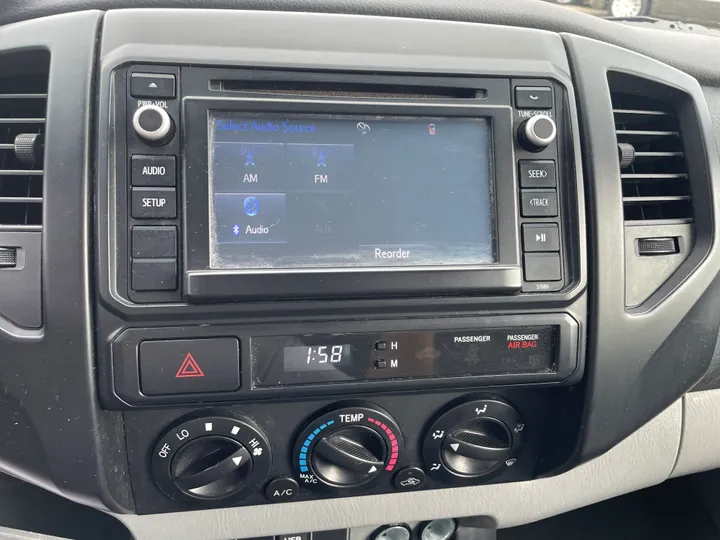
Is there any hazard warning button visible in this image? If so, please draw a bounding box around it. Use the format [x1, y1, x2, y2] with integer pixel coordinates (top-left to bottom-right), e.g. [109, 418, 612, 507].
[139, 338, 240, 396]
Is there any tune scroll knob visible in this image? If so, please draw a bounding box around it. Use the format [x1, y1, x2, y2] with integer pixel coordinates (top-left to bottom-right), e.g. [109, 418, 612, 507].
[133, 104, 175, 145]
[151, 414, 271, 507]
[518, 115, 557, 152]
[294, 404, 403, 493]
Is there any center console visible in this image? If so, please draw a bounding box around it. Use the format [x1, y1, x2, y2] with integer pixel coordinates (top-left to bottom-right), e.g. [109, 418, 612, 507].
[97, 58, 586, 515]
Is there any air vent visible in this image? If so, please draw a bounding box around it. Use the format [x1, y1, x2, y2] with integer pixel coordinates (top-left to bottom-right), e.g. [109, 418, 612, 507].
[612, 91, 692, 224]
[0, 59, 48, 229]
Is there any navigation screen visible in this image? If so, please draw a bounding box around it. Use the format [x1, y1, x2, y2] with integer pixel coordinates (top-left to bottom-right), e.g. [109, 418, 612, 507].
[208, 112, 495, 269]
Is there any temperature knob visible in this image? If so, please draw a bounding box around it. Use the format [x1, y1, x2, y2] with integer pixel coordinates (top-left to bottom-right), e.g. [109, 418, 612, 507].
[151, 414, 271, 507]
[294, 403, 403, 493]
[423, 396, 523, 483]
[518, 115, 557, 152]
[132, 104, 175, 145]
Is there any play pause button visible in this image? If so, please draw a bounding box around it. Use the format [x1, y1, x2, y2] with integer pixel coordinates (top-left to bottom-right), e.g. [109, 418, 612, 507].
[522, 224, 560, 252]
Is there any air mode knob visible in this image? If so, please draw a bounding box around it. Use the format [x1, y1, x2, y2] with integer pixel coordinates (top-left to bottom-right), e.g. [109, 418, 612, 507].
[133, 104, 175, 145]
[518, 115, 557, 152]
[423, 396, 524, 483]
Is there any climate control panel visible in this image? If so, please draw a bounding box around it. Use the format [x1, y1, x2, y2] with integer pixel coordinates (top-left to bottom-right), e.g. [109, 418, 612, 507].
[125, 390, 547, 514]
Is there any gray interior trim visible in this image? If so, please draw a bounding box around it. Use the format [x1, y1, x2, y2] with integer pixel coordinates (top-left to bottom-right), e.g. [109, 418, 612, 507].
[100, 9, 572, 81]
[6, 0, 720, 86]
[115, 401, 681, 540]
[672, 390, 720, 478]
[0, 527, 70, 540]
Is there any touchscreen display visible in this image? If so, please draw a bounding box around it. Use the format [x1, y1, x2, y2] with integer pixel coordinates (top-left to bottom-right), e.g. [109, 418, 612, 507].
[209, 112, 495, 269]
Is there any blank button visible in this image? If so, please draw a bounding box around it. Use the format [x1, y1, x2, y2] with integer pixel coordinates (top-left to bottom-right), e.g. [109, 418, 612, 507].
[523, 253, 561, 282]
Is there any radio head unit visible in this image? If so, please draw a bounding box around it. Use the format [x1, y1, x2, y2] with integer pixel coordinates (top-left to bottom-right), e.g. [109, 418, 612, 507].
[115, 66, 575, 304]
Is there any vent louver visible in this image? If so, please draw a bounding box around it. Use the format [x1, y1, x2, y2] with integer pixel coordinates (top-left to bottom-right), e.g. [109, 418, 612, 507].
[612, 93, 692, 224]
[0, 67, 48, 229]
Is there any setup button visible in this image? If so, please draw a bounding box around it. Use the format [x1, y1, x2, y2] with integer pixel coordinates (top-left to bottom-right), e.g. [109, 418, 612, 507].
[132, 187, 177, 219]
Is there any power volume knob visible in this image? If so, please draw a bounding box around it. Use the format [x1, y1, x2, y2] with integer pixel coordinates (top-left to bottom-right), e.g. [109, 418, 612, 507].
[133, 104, 175, 145]
[518, 115, 557, 152]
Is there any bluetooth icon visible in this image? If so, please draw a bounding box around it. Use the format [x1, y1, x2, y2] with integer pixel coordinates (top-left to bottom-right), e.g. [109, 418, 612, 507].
[232, 224, 241, 236]
[244, 196, 259, 217]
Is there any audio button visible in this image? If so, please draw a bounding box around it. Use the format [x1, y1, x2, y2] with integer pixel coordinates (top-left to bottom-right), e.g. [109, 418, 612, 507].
[131, 155, 176, 186]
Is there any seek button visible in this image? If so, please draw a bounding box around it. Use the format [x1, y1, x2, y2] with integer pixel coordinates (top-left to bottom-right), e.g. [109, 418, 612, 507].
[519, 160, 556, 188]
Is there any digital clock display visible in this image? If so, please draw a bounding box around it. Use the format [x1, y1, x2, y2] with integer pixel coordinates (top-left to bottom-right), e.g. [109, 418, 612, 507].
[283, 344, 353, 373]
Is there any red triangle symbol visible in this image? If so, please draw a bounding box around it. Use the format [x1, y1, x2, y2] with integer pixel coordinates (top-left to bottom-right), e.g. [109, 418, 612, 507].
[175, 353, 205, 378]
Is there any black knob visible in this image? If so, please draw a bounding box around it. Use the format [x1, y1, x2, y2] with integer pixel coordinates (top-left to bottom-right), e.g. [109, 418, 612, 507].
[152, 414, 272, 507]
[294, 403, 403, 493]
[170, 436, 253, 499]
[441, 419, 512, 476]
[518, 115, 557, 151]
[312, 426, 386, 487]
[133, 104, 175, 145]
[423, 396, 524, 484]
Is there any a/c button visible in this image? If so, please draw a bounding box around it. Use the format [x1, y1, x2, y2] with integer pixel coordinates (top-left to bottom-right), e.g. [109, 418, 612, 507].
[266, 476, 300, 503]
[139, 338, 240, 396]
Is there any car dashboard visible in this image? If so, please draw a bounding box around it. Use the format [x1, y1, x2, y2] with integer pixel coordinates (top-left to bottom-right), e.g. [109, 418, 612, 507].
[1, 1, 720, 539]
